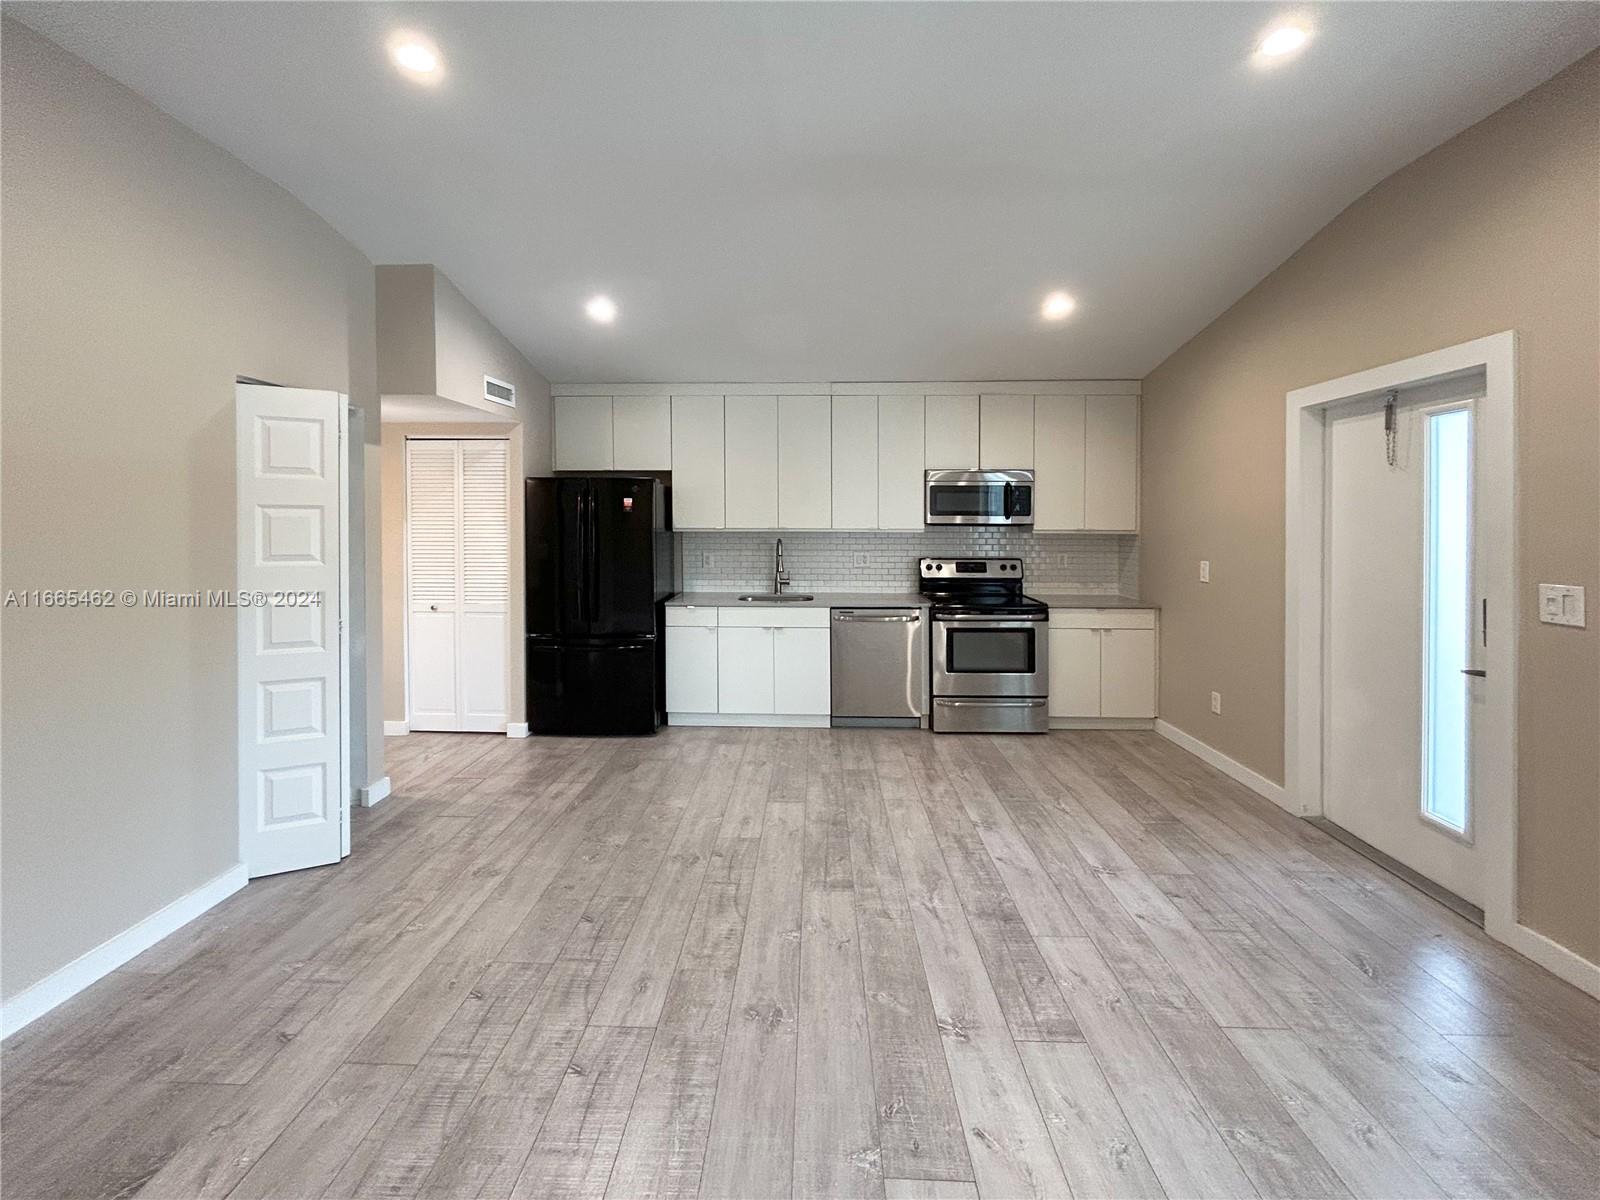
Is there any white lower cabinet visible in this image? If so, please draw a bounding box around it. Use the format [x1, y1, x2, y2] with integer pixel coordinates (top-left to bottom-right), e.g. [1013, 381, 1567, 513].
[1047, 610, 1157, 720]
[1047, 628, 1102, 718]
[717, 626, 776, 713]
[665, 624, 718, 713]
[667, 607, 831, 722]
[1099, 628, 1157, 718]
[773, 627, 830, 714]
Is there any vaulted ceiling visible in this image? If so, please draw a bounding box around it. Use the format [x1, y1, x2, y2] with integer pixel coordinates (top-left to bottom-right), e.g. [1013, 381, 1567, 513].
[11, 2, 1598, 381]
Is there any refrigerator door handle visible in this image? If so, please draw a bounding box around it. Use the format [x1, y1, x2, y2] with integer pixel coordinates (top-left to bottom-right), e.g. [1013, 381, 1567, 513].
[588, 483, 601, 626]
[579, 486, 593, 626]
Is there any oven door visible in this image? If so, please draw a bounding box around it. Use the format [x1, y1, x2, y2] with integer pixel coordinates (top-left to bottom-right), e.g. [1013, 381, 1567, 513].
[931, 615, 1048, 697]
[924, 470, 1034, 525]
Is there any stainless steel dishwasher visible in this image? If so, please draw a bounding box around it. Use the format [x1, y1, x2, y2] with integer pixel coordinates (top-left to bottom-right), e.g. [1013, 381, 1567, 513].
[830, 607, 927, 728]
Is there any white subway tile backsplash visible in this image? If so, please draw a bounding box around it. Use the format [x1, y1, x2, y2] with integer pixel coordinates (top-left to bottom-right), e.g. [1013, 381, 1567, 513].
[679, 530, 1138, 596]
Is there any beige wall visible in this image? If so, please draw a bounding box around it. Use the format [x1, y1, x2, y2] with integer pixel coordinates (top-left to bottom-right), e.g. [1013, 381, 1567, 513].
[380, 425, 527, 728]
[1, 21, 385, 999]
[375, 263, 555, 475]
[1140, 52, 1599, 961]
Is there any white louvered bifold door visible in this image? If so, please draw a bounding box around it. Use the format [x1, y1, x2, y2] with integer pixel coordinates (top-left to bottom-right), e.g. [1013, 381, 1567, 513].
[458, 440, 511, 730]
[405, 439, 510, 732]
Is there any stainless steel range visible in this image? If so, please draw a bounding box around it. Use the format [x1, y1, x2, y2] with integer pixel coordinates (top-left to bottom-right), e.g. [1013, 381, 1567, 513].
[920, 556, 1049, 733]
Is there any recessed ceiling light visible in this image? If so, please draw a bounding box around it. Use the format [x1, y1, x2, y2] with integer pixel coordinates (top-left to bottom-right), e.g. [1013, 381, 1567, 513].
[388, 34, 441, 80]
[585, 295, 618, 324]
[1257, 23, 1311, 59]
[1041, 291, 1076, 320]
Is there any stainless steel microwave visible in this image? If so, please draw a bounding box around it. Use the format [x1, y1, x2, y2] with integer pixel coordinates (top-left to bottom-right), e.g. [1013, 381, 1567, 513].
[924, 469, 1034, 525]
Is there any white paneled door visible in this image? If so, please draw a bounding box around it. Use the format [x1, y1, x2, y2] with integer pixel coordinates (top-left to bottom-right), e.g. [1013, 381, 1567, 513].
[236, 384, 346, 878]
[406, 438, 510, 733]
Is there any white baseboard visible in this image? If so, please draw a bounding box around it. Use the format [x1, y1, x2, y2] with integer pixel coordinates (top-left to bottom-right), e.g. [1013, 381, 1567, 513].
[668, 713, 830, 728]
[505, 722, 529, 739]
[1154, 719, 1289, 811]
[1050, 717, 1155, 730]
[359, 775, 392, 808]
[1, 862, 248, 1040]
[383, 720, 409, 736]
[1487, 913, 1600, 999]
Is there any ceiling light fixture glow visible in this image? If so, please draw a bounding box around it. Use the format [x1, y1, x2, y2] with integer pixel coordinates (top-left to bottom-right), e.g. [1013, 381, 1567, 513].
[1041, 291, 1076, 320]
[585, 295, 618, 324]
[388, 33, 441, 80]
[1257, 23, 1311, 59]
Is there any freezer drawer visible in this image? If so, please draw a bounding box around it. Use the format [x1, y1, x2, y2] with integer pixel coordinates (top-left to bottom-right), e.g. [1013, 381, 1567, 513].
[830, 608, 926, 726]
[527, 637, 661, 735]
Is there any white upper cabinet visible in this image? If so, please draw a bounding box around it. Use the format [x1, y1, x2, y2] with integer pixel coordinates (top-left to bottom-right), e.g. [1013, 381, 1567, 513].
[1034, 395, 1087, 530]
[554, 396, 613, 470]
[670, 394, 726, 529]
[779, 395, 832, 529]
[878, 394, 925, 530]
[612, 394, 671, 470]
[979, 394, 1034, 468]
[725, 396, 779, 529]
[1085, 395, 1139, 531]
[831, 395, 878, 530]
[924, 394, 979, 469]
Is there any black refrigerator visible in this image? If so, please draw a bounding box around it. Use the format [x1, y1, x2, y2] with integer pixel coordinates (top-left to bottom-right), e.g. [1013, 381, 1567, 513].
[526, 476, 674, 735]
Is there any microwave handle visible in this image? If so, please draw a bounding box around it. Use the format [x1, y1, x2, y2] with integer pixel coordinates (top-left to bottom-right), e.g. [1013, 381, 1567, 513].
[1002, 481, 1015, 519]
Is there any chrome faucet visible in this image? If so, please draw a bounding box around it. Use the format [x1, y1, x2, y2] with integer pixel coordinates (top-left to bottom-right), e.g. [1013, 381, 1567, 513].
[773, 538, 791, 593]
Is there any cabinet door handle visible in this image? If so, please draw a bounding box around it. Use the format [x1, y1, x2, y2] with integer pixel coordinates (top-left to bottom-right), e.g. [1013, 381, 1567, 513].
[1461, 668, 1486, 678]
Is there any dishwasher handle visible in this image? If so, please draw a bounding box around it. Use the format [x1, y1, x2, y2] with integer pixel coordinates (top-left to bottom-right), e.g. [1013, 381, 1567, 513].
[833, 609, 920, 622]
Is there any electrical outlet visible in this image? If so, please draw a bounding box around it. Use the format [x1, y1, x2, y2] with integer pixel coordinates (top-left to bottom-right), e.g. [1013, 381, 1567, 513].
[1058, 553, 1072, 567]
[1210, 691, 1222, 715]
[1199, 560, 1211, 583]
[701, 552, 716, 571]
[852, 552, 871, 567]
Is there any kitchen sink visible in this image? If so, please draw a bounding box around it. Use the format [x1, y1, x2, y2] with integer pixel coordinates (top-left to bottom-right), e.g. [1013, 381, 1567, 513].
[736, 593, 816, 603]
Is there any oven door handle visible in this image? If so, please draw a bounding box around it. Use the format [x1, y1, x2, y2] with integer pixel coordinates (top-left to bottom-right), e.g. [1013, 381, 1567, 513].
[934, 613, 1048, 624]
[934, 698, 1047, 708]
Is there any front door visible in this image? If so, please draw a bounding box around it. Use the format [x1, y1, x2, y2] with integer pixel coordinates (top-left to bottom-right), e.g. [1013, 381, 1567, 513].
[1324, 386, 1485, 904]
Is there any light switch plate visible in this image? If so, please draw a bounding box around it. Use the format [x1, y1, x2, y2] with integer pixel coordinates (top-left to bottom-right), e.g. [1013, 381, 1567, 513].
[1538, 583, 1585, 628]
[852, 552, 871, 567]
[1199, 560, 1211, 583]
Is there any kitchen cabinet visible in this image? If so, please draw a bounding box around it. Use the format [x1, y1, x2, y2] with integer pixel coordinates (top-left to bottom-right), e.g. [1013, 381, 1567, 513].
[925, 394, 979, 469]
[725, 396, 779, 529]
[831, 395, 878, 529]
[1099, 627, 1157, 717]
[666, 607, 831, 722]
[1047, 628, 1102, 717]
[1034, 395, 1087, 530]
[612, 394, 671, 470]
[1085, 395, 1139, 530]
[773, 627, 830, 714]
[670, 395, 725, 528]
[554, 396, 614, 470]
[779, 395, 832, 529]
[665, 623, 719, 713]
[979, 394, 1034, 468]
[877, 394, 924, 530]
[717, 625, 776, 713]
[1047, 609, 1157, 720]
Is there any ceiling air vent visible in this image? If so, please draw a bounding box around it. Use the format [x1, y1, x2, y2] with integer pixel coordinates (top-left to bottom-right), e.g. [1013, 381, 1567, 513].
[483, 375, 516, 408]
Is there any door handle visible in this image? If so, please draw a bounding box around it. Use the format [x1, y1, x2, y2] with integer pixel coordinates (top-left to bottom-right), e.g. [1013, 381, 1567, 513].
[430, 604, 438, 611]
[1461, 668, 1486, 677]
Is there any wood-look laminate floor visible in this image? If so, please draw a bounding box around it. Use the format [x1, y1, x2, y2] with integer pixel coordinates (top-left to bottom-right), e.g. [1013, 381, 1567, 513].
[4, 729, 1596, 1199]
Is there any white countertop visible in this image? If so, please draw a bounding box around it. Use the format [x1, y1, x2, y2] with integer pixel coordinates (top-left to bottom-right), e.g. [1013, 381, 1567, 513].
[1028, 592, 1156, 610]
[667, 591, 927, 609]
[667, 590, 1152, 610]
